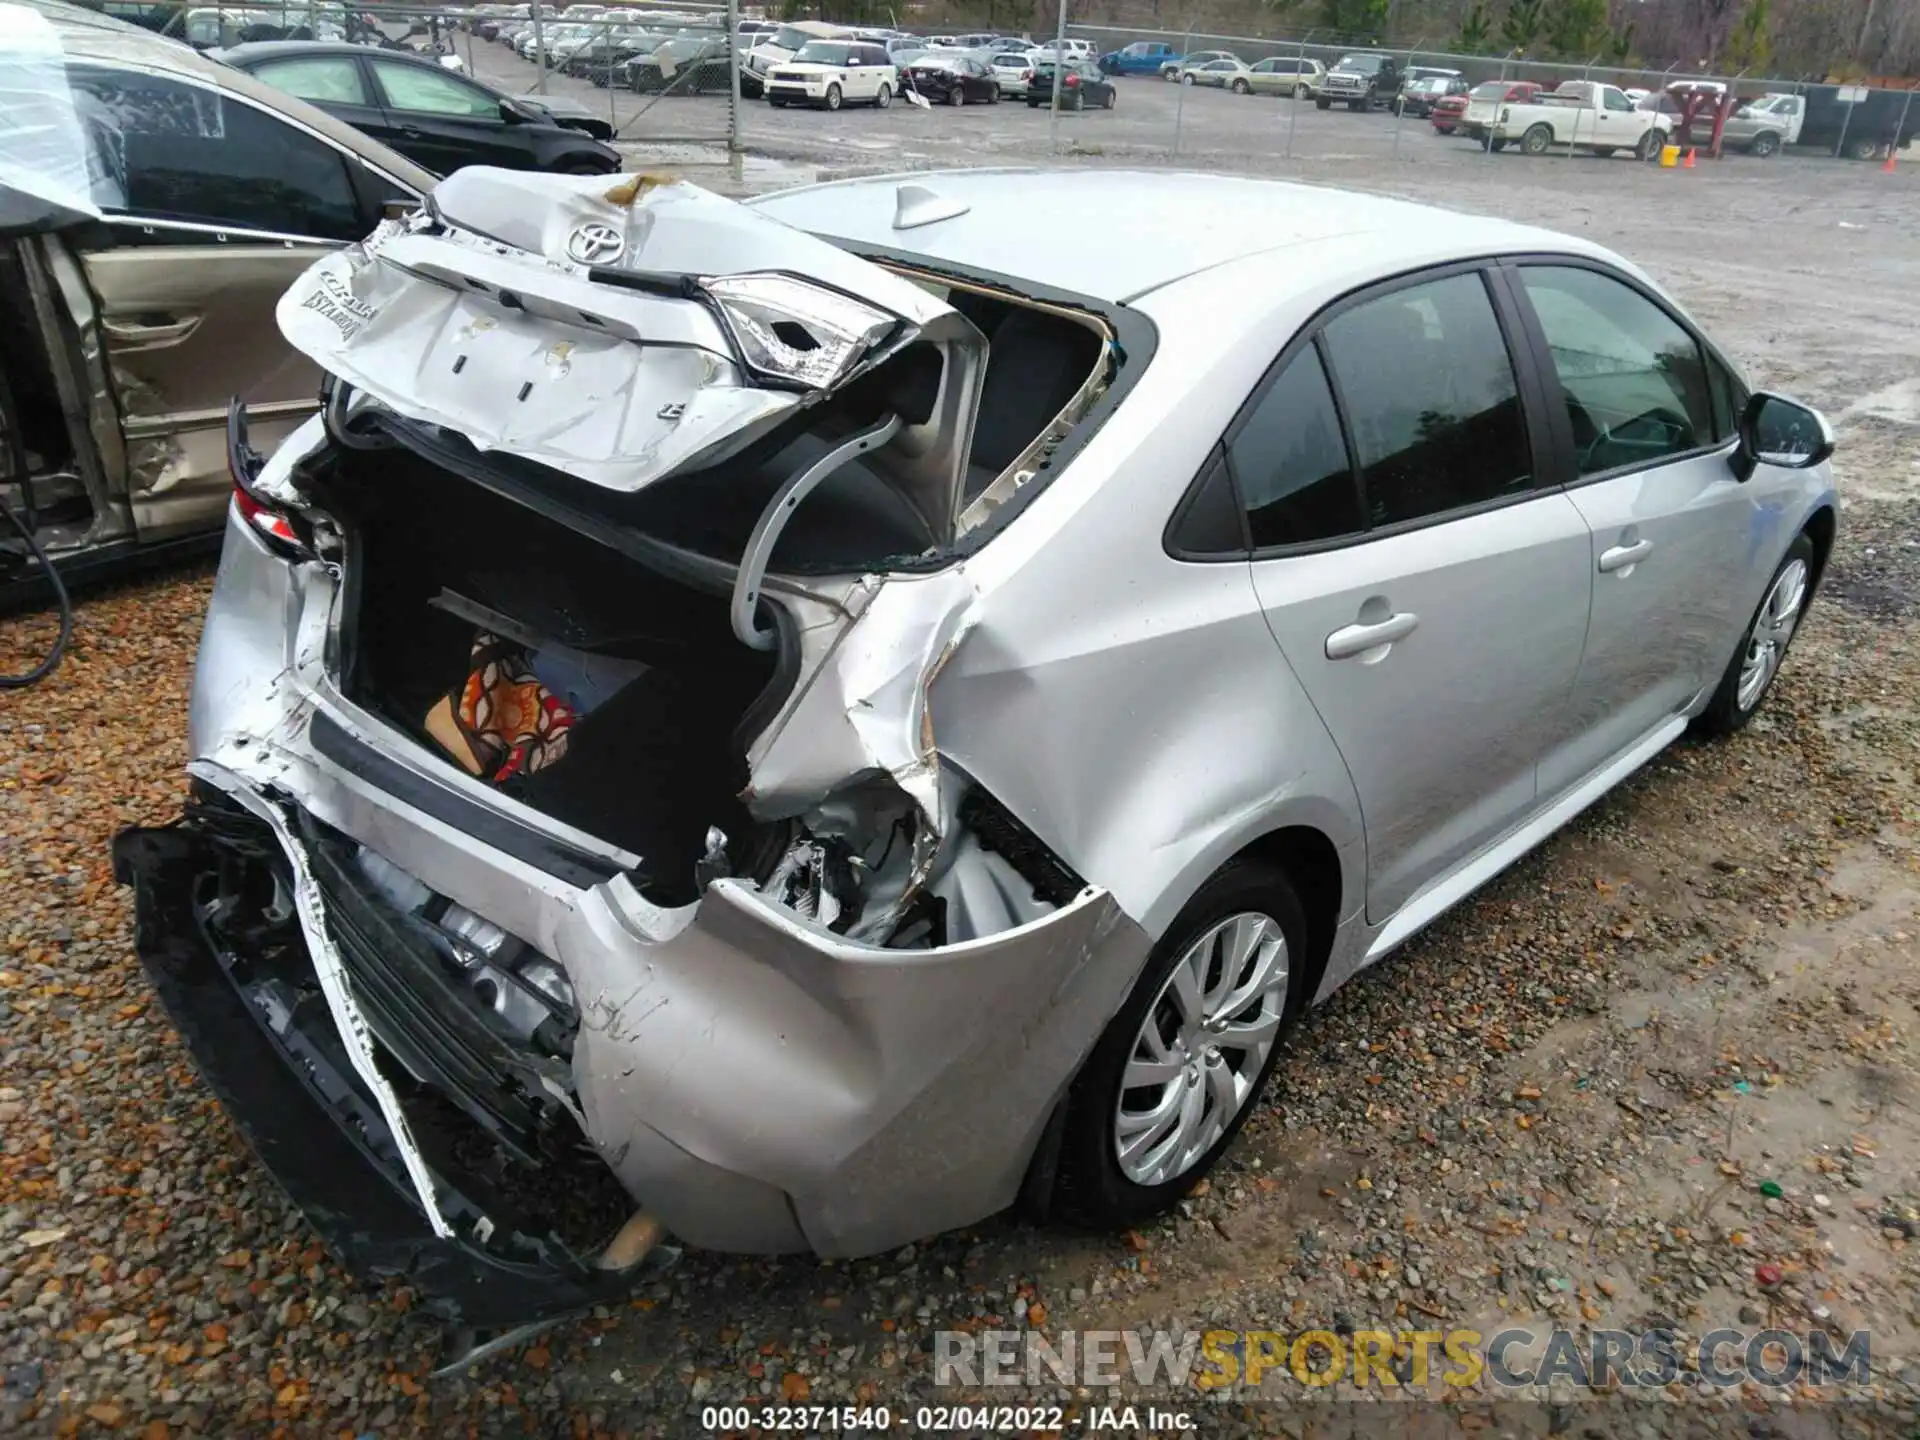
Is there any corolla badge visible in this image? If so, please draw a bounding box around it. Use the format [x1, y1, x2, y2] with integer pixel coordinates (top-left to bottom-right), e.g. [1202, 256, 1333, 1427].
[565, 221, 625, 265]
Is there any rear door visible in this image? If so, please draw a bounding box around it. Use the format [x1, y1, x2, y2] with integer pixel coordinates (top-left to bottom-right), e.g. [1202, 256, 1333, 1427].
[1506, 261, 1763, 797]
[365, 55, 529, 172]
[62, 62, 410, 542]
[1242, 267, 1591, 921]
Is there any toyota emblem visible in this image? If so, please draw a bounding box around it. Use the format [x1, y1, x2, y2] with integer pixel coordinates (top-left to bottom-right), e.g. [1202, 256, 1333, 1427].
[566, 221, 624, 265]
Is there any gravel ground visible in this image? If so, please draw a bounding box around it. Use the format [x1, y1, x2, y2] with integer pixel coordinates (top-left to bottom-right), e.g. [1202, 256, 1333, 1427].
[3, 131, 1919, 1438]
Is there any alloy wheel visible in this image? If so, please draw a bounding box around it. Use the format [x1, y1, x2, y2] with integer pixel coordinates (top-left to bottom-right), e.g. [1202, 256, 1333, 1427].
[1113, 912, 1289, 1186]
[1736, 557, 1808, 712]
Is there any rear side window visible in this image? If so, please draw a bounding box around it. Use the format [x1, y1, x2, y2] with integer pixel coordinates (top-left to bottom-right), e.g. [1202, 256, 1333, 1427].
[1517, 265, 1716, 475]
[1230, 345, 1363, 548]
[1319, 272, 1532, 528]
[66, 65, 364, 241]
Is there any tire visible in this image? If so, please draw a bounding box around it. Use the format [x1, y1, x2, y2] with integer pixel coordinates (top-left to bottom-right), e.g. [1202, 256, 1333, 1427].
[557, 158, 612, 174]
[1522, 122, 1554, 155]
[1315, 97, 1331, 110]
[1592, 146, 1616, 158]
[874, 83, 891, 109]
[1636, 128, 1665, 161]
[1180, 72, 1194, 85]
[824, 82, 842, 111]
[1070, 89, 1084, 111]
[1845, 135, 1877, 161]
[769, 97, 786, 107]
[1347, 98, 1364, 111]
[987, 87, 998, 104]
[1028, 99, 1041, 107]
[1231, 78, 1249, 94]
[1103, 88, 1116, 109]
[1052, 860, 1309, 1227]
[1489, 137, 1507, 152]
[1695, 533, 1815, 736]
[951, 84, 965, 106]
[1749, 130, 1780, 157]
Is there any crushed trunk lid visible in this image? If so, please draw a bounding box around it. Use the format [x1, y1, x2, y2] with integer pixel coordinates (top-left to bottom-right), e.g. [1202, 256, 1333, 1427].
[276, 168, 987, 546]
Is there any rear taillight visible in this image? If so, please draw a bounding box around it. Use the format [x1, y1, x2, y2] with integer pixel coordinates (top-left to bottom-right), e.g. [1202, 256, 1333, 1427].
[1065, 72, 1079, 86]
[227, 398, 306, 552]
[232, 485, 301, 547]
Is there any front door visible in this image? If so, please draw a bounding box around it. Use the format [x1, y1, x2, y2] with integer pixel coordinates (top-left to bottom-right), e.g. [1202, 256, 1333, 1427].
[62, 64, 392, 541]
[1508, 262, 1766, 795]
[366, 57, 531, 173]
[1239, 270, 1591, 922]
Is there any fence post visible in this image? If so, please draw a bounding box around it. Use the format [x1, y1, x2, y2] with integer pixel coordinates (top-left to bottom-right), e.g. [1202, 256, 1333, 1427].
[1897, 86, 1916, 159]
[606, 20, 618, 136]
[1285, 28, 1310, 159]
[532, 3, 546, 93]
[727, 0, 742, 156]
[1171, 17, 1194, 158]
[1833, 83, 1854, 158]
[1392, 37, 1417, 162]
[1047, 0, 1068, 154]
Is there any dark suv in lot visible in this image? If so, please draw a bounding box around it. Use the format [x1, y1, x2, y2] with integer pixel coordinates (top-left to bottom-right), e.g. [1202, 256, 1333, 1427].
[1317, 51, 1399, 111]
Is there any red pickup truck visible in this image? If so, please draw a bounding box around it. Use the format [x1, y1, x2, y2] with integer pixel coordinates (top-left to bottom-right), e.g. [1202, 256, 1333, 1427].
[1433, 79, 1543, 137]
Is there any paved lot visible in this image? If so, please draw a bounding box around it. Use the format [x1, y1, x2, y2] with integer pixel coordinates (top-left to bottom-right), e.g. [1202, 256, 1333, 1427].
[2, 37, 1919, 1438]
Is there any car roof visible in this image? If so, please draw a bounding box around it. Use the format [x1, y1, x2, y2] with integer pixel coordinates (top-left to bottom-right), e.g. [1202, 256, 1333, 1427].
[749, 168, 1574, 304]
[219, 39, 447, 65]
[20, 1, 437, 191]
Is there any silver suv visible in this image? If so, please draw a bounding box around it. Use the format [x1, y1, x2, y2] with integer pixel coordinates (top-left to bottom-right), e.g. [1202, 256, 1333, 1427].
[115, 167, 1836, 1328]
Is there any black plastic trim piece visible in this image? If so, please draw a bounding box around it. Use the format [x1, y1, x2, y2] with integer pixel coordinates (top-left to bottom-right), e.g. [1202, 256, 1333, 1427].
[960, 787, 1087, 907]
[307, 711, 621, 891]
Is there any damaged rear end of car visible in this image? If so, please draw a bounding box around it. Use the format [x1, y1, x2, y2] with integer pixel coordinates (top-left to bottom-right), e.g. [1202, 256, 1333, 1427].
[113, 167, 1150, 1326]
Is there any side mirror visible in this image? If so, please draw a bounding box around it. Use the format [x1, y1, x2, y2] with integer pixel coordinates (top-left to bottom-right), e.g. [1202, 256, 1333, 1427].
[1732, 391, 1834, 480]
[500, 98, 533, 123]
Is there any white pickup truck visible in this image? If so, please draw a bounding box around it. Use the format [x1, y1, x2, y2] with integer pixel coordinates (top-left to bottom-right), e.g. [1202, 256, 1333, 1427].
[1483, 80, 1672, 158]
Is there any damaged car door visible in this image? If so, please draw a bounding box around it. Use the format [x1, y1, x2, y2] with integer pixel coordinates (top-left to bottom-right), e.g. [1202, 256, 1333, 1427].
[1241, 268, 1590, 922]
[60, 62, 414, 540]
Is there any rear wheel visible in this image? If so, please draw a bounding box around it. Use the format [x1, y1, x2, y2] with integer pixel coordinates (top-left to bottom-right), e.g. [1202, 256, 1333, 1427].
[1522, 122, 1554, 155]
[1315, 97, 1330, 110]
[1070, 89, 1084, 111]
[1180, 72, 1195, 85]
[1053, 861, 1308, 1227]
[874, 82, 892, 108]
[824, 82, 842, 111]
[951, 84, 965, 105]
[1231, 78, 1249, 94]
[1749, 130, 1780, 157]
[1489, 137, 1507, 151]
[1845, 135, 1878, 160]
[1103, 88, 1116, 109]
[1695, 534, 1815, 736]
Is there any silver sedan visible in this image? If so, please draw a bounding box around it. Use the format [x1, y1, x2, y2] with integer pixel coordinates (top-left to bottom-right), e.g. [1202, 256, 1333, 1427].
[116, 166, 1836, 1327]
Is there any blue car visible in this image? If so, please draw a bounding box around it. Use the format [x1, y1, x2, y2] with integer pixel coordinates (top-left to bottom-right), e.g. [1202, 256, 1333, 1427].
[1099, 40, 1180, 75]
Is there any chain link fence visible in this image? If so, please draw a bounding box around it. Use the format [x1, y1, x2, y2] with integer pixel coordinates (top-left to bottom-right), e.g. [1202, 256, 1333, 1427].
[1064, 22, 1918, 164]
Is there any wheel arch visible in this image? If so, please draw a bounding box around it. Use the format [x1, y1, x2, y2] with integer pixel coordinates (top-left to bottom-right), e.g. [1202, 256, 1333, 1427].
[1802, 502, 1837, 601]
[1228, 824, 1345, 1013]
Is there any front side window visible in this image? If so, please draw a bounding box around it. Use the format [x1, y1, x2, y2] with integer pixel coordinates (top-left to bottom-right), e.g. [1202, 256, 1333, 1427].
[1603, 87, 1632, 111]
[65, 65, 363, 241]
[1320, 272, 1532, 528]
[1517, 265, 1716, 476]
[250, 56, 371, 107]
[372, 60, 498, 116]
[1231, 345, 1362, 548]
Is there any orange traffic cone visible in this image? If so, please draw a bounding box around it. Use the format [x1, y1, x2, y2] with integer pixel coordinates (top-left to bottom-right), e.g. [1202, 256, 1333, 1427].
[1884, 148, 1897, 173]
[1683, 147, 1696, 168]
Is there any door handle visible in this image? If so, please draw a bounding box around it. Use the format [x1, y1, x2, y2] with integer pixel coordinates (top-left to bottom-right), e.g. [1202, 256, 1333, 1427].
[102, 315, 200, 349]
[1598, 539, 1654, 573]
[1325, 611, 1418, 660]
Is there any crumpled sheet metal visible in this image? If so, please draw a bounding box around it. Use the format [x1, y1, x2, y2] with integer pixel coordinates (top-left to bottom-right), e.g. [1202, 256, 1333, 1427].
[744, 567, 980, 882]
[275, 170, 968, 499]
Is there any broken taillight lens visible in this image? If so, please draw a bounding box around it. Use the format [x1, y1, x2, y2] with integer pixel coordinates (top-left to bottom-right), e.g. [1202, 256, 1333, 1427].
[232, 485, 302, 548]
[701, 272, 901, 391]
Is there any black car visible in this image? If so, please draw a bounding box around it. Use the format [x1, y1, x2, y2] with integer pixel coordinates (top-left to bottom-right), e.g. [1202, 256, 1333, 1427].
[218, 41, 622, 176]
[903, 53, 1000, 105]
[1025, 60, 1116, 111]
